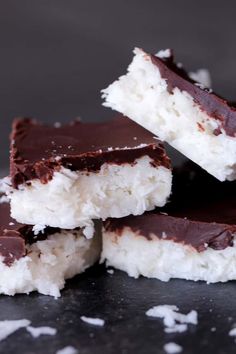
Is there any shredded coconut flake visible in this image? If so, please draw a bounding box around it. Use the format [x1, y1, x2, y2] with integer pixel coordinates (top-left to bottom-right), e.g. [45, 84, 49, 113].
[189, 69, 212, 88]
[156, 49, 171, 59]
[0, 177, 11, 204]
[83, 223, 95, 239]
[26, 325, 57, 338]
[162, 231, 168, 239]
[80, 316, 105, 326]
[164, 324, 187, 333]
[0, 319, 30, 341]
[0, 177, 11, 194]
[55, 156, 61, 162]
[164, 342, 182, 354]
[32, 224, 46, 235]
[146, 305, 198, 332]
[56, 346, 78, 354]
[229, 327, 236, 336]
[107, 269, 114, 275]
[0, 195, 9, 204]
[106, 143, 148, 152]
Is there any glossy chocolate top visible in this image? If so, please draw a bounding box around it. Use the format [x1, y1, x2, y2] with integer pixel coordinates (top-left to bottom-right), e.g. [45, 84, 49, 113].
[10, 116, 170, 187]
[150, 52, 236, 137]
[0, 201, 57, 265]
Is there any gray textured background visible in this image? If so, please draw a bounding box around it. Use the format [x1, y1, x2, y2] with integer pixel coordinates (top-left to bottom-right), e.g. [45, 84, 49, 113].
[0, 0, 236, 167]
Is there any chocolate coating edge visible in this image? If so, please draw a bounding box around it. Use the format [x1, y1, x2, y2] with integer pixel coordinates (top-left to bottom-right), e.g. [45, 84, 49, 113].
[10, 117, 171, 188]
[150, 53, 236, 137]
[104, 213, 236, 252]
[0, 202, 60, 266]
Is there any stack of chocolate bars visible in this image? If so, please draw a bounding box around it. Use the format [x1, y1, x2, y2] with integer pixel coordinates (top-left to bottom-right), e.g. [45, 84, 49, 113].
[1, 48, 236, 297]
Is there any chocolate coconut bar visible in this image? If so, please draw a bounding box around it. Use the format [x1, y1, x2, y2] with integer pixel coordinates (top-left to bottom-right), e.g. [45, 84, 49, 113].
[9, 116, 172, 230]
[0, 197, 101, 297]
[102, 48, 236, 181]
[102, 166, 236, 283]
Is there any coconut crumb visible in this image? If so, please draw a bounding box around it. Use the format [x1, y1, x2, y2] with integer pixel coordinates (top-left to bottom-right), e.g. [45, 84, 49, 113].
[0, 177, 11, 193]
[156, 49, 171, 59]
[55, 156, 62, 162]
[162, 232, 168, 239]
[56, 346, 78, 354]
[0, 195, 9, 204]
[26, 325, 57, 338]
[229, 327, 236, 336]
[164, 324, 187, 333]
[0, 319, 30, 341]
[146, 305, 197, 332]
[107, 143, 148, 152]
[164, 342, 182, 354]
[32, 224, 46, 235]
[0, 177, 11, 204]
[107, 269, 114, 275]
[80, 316, 105, 326]
[83, 224, 95, 239]
[189, 69, 211, 89]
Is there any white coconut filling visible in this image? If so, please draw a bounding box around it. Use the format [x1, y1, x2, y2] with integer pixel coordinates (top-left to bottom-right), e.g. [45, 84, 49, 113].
[9, 156, 172, 229]
[102, 48, 236, 181]
[101, 229, 236, 283]
[0, 228, 101, 297]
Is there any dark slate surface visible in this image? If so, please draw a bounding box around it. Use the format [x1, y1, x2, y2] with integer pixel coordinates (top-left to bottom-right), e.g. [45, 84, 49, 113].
[0, 264, 236, 354]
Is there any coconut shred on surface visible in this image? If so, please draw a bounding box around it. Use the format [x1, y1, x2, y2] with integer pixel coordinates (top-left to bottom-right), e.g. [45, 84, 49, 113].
[229, 327, 236, 336]
[0, 319, 59, 343]
[56, 345, 79, 354]
[80, 316, 105, 326]
[0, 319, 30, 341]
[164, 342, 183, 354]
[26, 325, 57, 338]
[56, 346, 78, 354]
[146, 304, 198, 332]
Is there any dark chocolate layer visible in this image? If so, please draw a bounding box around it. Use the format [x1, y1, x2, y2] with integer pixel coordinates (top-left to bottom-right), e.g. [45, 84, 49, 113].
[150, 53, 236, 137]
[0, 201, 58, 266]
[10, 116, 170, 188]
[104, 164, 236, 252]
[104, 209, 236, 252]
